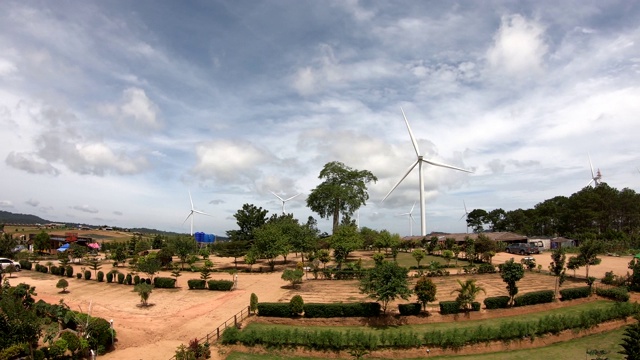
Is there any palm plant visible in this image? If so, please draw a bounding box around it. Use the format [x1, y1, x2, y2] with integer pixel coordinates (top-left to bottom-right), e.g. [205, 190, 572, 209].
[450, 278, 485, 311]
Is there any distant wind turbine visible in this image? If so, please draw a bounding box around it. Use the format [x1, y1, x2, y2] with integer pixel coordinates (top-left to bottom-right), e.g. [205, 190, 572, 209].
[460, 200, 470, 233]
[183, 191, 212, 236]
[397, 201, 417, 236]
[271, 192, 301, 214]
[382, 108, 473, 236]
[587, 154, 602, 188]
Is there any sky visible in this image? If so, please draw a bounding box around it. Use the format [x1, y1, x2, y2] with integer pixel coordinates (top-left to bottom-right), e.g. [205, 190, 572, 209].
[1, 1, 639, 237]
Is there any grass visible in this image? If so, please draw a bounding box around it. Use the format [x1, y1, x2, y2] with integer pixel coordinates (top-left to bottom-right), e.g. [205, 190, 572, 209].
[360, 252, 470, 269]
[245, 300, 616, 334]
[224, 327, 627, 359]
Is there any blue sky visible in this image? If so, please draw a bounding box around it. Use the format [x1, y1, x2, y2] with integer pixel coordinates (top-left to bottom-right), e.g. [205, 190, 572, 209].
[1, 1, 639, 236]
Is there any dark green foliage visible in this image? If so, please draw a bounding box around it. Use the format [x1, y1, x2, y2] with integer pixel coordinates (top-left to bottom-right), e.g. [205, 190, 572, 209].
[560, 286, 591, 301]
[106, 272, 113, 283]
[0, 283, 41, 351]
[257, 302, 292, 317]
[134, 275, 140, 285]
[153, 277, 176, 289]
[290, 295, 304, 315]
[76, 273, 82, 279]
[117, 273, 125, 284]
[187, 279, 207, 290]
[97, 271, 104, 282]
[84, 270, 91, 280]
[483, 296, 510, 309]
[514, 290, 555, 307]
[60, 331, 81, 353]
[125, 274, 132, 285]
[206, 280, 233, 291]
[359, 261, 412, 313]
[66, 266, 73, 278]
[398, 303, 421, 316]
[619, 316, 640, 360]
[18, 260, 32, 270]
[303, 302, 381, 318]
[250, 293, 259, 313]
[439, 301, 460, 315]
[596, 286, 630, 302]
[500, 258, 525, 305]
[414, 276, 437, 311]
[73, 313, 113, 353]
[145, 278, 151, 284]
[477, 263, 496, 274]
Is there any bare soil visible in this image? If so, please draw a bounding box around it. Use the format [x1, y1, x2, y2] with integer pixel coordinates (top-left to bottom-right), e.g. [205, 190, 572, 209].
[7, 251, 635, 360]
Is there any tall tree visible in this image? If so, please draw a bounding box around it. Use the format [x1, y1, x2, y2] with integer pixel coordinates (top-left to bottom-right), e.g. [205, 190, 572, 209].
[500, 258, 525, 306]
[329, 225, 363, 266]
[226, 203, 269, 243]
[466, 209, 488, 233]
[33, 231, 51, 254]
[306, 161, 377, 234]
[549, 247, 567, 299]
[359, 260, 412, 313]
[577, 239, 604, 280]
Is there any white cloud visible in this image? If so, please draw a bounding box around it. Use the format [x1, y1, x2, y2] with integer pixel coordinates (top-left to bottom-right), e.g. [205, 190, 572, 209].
[0, 200, 13, 208]
[6, 152, 60, 175]
[191, 140, 272, 183]
[25, 199, 39, 207]
[101, 87, 162, 131]
[72, 205, 99, 214]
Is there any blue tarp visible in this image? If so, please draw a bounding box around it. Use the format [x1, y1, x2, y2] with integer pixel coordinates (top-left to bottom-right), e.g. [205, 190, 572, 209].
[57, 243, 69, 252]
[195, 232, 216, 243]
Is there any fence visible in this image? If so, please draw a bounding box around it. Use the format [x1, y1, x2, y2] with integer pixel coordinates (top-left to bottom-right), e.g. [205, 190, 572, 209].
[169, 305, 252, 359]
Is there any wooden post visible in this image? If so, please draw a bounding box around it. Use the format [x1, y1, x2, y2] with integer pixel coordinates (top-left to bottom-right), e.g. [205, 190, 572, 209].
[234, 314, 237, 327]
[217, 327, 220, 339]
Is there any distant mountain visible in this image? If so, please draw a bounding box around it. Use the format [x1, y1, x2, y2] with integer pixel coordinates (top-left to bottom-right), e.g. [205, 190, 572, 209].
[0, 210, 50, 225]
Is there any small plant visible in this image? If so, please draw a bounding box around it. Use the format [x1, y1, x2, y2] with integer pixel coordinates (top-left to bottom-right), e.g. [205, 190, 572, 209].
[134, 282, 153, 306]
[281, 268, 304, 289]
[97, 271, 104, 282]
[56, 278, 69, 293]
[84, 270, 91, 280]
[250, 293, 258, 314]
[290, 295, 304, 315]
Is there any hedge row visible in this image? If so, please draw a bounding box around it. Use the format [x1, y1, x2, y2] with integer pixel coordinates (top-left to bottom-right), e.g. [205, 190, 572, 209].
[223, 302, 640, 351]
[18, 260, 32, 270]
[257, 302, 294, 317]
[154, 277, 176, 289]
[560, 286, 591, 301]
[207, 280, 234, 291]
[596, 287, 630, 302]
[514, 290, 554, 307]
[303, 302, 381, 318]
[398, 303, 421, 316]
[483, 296, 510, 309]
[439, 301, 480, 315]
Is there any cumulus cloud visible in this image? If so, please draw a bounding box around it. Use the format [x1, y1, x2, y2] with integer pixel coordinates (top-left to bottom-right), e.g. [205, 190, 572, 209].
[486, 14, 548, 78]
[72, 205, 99, 213]
[0, 200, 13, 208]
[6, 152, 60, 175]
[191, 140, 272, 183]
[101, 87, 162, 131]
[25, 199, 39, 207]
[487, 159, 506, 174]
[0, 58, 17, 76]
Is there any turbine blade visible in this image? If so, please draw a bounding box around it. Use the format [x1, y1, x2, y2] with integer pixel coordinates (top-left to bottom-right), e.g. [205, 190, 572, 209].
[381, 160, 420, 202]
[182, 211, 194, 225]
[463, 200, 468, 213]
[409, 214, 416, 223]
[192, 209, 213, 217]
[270, 191, 284, 201]
[587, 179, 594, 187]
[400, 107, 421, 158]
[460, 213, 466, 220]
[189, 190, 194, 209]
[588, 154, 595, 178]
[422, 158, 473, 173]
[284, 193, 301, 202]
[410, 201, 416, 213]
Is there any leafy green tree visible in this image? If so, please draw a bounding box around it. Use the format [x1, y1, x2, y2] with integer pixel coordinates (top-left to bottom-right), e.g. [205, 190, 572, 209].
[466, 209, 488, 233]
[199, 260, 214, 280]
[427, 236, 438, 255]
[475, 234, 497, 261]
[134, 283, 153, 306]
[4, 264, 17, 278]
[451, 245, 461, 266]
[136, 254, 162, 282]
[253, 222, 286, 271]
[500, 258, 525, 306]
[550, 247, 567, 298]
[281, 269, 304, 289]
[250, 293, 259, 314]
[619, 315, 640, 359]
[567, 256, 583, 278]
[56, 278, 69, 293]
[33, 231, 51, 254]
[329, 225, 363, 266]
[212, 240, 250, 269]
[486, 208, 508, 231]
[577, 239, 604, 279]
[317, 249, 331, 268]
[360, 227, 380, 250]
[359, 260, 411, 313]
[0, 233, 18, 258]
[450, 278, 485, 311]
[306, 161, 377, 234]
[244, 250, 257, 272]
[170, 236, 196, 270]
[68, 243, 87, 263]
[0, 282, 42, 354]
[226, 203, 269, 243]
[414, 276, 437, 311]
[151, 235, 164, 249]
[412, 249, 426, 267]
[442, 250, 454, 266]
[170, 264, 182, 286]
[87, 257, 102, 279]
[156, 247, 174, 268]
[111, 245, 128, 266]
[134, 239, 151, 254]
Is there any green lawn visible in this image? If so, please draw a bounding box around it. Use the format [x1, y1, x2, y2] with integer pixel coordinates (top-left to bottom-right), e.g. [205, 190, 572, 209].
[225, 327, 627, 360]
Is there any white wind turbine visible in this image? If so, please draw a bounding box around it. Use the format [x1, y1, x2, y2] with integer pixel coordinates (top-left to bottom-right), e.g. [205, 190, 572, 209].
[382, 108, 473, 236]
[183, 191, 212, 236]
[460, 200, 470, 233]
[586, 154, 602, 188]
[397, 201, 417, 236]
[271, 192, 301, 214]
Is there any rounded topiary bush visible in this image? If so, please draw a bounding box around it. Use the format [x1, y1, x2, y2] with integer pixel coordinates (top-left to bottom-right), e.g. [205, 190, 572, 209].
[97, 271, 104, 282]
[133, 275, 140, 285]
[290, 295, 304, 316]
[76, 273, 82, 279]
[66, 266, 74, 278]
[398, 303, 421, 316]
[84, 270, 91, 280]
[117, 273, 125, 284]
[106, 272, 114, 283]
[125, 274, 133, 285]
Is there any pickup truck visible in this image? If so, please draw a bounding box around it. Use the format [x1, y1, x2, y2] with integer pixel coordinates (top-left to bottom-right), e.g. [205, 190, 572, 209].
[504, 243, 540, 255]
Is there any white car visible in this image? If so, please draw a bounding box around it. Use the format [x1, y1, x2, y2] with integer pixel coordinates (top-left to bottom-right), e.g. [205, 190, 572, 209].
[0, 258, 21, 271]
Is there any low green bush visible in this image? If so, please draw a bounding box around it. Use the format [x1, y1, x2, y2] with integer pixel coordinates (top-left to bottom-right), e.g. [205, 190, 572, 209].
[154, 277, 176, 289]
[188, 279, 207, 290]
[97, 271, 104, 282]
[560, 286, 591, 301]
[207, 280, 234, 291]
[133, 275, 140, 285]
[596, 287, 629, 302]
[76, 273, 82, 279]
[18, 260, 32, 270]
[477, 263, 496, 274]
[257, 302, 292, 317]
[125, 274, 132, 285]
[117, 273, 125, 284]
[398, 303, 421, 316]
[66, 266, 74, 278]
[484, 296, 510, 309]
[303, 302, 381, 318]
[84, 270, 91, 280]
[439, 301, 480, 314]
[514, 289, 554, 306]
[290, 295, 304, 315]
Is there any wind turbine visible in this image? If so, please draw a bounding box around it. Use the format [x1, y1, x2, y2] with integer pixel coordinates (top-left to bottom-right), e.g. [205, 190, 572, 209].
[183, 191, 212, 236]
[382, 108, 472, 236]
[586, 154, 602, 187]
[397, 201, 417, 236]
[271, 192, 301, 214]
[460, 200, 470, 233]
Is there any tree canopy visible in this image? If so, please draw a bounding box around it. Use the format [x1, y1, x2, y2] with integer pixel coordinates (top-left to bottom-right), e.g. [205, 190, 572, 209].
[226, 203, 269, 243]
[306, 161, 377, 234]
[359, 260, 411, 313]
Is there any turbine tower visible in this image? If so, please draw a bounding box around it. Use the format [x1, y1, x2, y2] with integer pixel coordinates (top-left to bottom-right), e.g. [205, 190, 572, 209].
[271, 192, 301, 214]
[382, 108, 472, 236]
[460, 200, 470, 233]
[397, 201, 417, 236]
[183, 191, 212, 236]
[587, 154, 602, 187]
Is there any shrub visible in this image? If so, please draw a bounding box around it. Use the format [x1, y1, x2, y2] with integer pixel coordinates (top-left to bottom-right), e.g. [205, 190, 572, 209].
[76, 273, 82, 279]
[560, 286, 591, 301]
[207, 280, 234, 291]
[398, 303, 421, 316]
[145, 278, 151, 284]
[134, 275, 141, 285]
[56, 279, 69, 292]
[477, 263, 496, 274]
[439, 301, 480, 314]
[484, 296, 510, 309]
[84, 270, 91, 280]
[188, 279, 207, 290]
[106, 272, 113, 283]
[250, 293, 258, 313]
[125, 274, 132, 285]
[154, 277, 176, 289]
[18, 260, 32, 270]
[257, 302, 292, 317]
[73, 313, 113, 353]
[117, 273, 125, 284]
[66, 266, 74, 278]
[514, 290, 555, 307]
[97, 271, 104, 282]
[60, 331, 81, 353]
[290, 295, 304, 315]
[303, 302, 381, 318]
[596, 287, 630, 302]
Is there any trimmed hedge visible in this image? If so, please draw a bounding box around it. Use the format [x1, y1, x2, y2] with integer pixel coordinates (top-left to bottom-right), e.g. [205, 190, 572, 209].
[303, 302, 381, 318]
[134, 275, 141, 285]
[126, 274, 133, 285]
[560, 286, 591, 301]
[484, 296, 510, 309]
[257, 302, 292, 317]
[117, 273, 125, 284]
[188, 279, 207, 290]
[398, 303, 421, 316]
[154, 277, 176, 289]
[97, 271, 104, 282]
[106, 272, 114, 283]
[514, 290, 554, 307]
[440, 301, 481, 315]
[84, 270, 91, 280]
[596, 287, 630, 302]
[207, 280, 234, 291]
[76, 273, 82, 279]
[477, 263, 497, 274]
[66, 266, 74, 278]
[18, 260, 32, 270]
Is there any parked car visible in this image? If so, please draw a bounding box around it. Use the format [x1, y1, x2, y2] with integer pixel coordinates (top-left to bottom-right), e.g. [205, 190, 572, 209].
[0, 258, 21, 271]
[504, 243, 540, 255]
